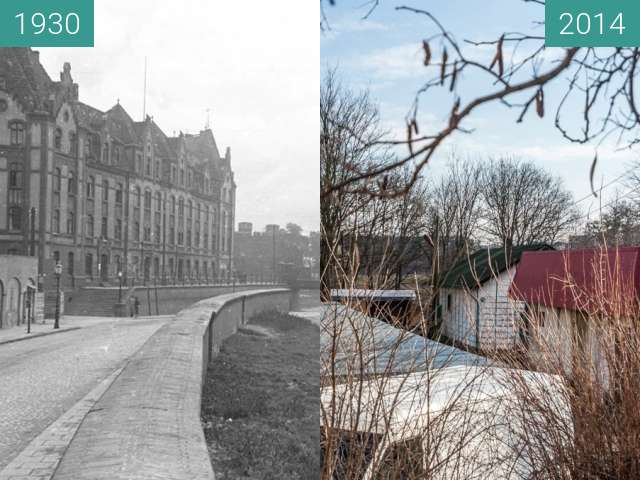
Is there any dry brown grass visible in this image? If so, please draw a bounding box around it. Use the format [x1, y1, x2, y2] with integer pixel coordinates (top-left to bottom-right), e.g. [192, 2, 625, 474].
[202, 311, 319, 480]
[322, 244, 640, 479]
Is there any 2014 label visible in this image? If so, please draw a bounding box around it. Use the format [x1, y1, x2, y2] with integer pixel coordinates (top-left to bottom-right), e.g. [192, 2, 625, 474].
[559, 12, 625, 35]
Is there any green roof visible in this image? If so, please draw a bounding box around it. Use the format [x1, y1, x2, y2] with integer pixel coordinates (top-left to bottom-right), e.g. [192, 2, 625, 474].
[441, 243, 554, 289]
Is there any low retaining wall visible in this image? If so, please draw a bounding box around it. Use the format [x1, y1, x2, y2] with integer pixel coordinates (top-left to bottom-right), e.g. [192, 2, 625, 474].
[52, 288, 291, 480]
[128, 283, 287, 316]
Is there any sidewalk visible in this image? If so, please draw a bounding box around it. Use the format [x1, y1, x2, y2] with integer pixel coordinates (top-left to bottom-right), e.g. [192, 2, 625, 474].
[0, 315, 173, 346]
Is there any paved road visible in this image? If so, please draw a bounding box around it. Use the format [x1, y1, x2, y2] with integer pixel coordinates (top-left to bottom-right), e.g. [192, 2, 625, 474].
[0, 317, 168, 469]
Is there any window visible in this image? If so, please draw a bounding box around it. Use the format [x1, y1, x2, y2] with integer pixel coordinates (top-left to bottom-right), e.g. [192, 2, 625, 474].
[69, 132, 77, 156]
[54, 128, 62, 150]
[171, 165, 176, 184]
[9, 121, 25, 145]
[86, 214, 94, 237]
[87, 176, 95, 199]
[115, 183, 123, 205]
[135, 187, 141, 208]
[85, 254, 93, 277]
[102, 142, 109, 164]
[52, 209, 60, 233]
[8, 162, 23, 188]
[180, 168, 184, 185]
[204, 232, 209, 251]
[67, 211, 75, 234]
[101, 217, 108, 238]
[115, 219, 122, 240]
[171, 196, 176, 214]
[144, 190, 152, 210]
[53, 168, 62, 192]
[143, 226, 151, 242]
[145, 156, 151, 176]
[156, 192, 162, 212]
[63, 110, 70, 123]
[134, 221, 140, 241]
[8, 207, 21, 231]
[136, 153, 142, 173]
[155, 160, 160, 179]
[53, 251, 60, 264]
[447, 294, 452, 312]
[84, 135, 92, 158]
[68, 252, 74, 275]
[155, 224, 161, 245]
[114, 146, 120, 164]
[68, 170, 76, 195]
[186, 230, 191, 247]
[102, 180, 109, 202]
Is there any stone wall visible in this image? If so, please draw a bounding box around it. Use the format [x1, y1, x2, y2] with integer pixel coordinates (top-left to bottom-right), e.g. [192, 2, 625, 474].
[51, 288, 291, 479]
[128, 283, 287, 316]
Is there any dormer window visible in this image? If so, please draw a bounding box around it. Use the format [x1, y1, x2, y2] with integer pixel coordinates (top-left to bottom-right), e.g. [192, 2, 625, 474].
[63, 110, 70, 123]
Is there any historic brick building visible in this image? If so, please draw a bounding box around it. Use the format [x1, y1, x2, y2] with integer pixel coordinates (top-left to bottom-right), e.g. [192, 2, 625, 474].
[0, 48, 235, 293]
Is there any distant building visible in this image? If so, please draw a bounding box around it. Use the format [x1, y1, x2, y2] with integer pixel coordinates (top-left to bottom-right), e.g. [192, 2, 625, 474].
[0, 48, 236, 301]
[265, 224, 279, 235]
[234, 223, 317, 281]
[237, 222, 253, 236]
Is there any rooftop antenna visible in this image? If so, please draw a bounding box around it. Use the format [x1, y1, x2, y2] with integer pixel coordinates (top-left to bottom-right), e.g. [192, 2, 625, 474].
[142, 56, 148, 120]
[205, 108, 211, 130]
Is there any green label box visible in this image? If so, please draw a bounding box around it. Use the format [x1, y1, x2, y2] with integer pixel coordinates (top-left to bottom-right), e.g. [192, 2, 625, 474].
[546, 0, 640, 47]
[0, 0, 94, 47]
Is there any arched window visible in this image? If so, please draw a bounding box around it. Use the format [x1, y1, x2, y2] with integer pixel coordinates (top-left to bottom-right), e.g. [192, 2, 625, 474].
[156, 192, 162, 212]
[114, 145, 120, 164]
[87, 176, 95, 199]
[171, 196, 176, 214]
[102, 179, 109, 202]
[135, 186, 141, 208]
[68, 170, 76, 195]
[8, 162, 23, 188]
[9, 121, 25, 145]
[67, 210, 75, 234]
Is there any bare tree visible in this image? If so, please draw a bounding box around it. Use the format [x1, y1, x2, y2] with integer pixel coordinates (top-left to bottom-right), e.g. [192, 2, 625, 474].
[582, 193, 640, 247]
[321, 1, 640, 198]
[320, 69, 392, 293]
[480, 158, 579, 249]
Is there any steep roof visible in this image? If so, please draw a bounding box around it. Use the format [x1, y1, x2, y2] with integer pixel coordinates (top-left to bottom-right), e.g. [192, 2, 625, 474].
[149, 120, 174, 158]
[74, 102, 105, 132]
[0, 48, 53, 112]
[105, 103, 139, 145]
[441, 244, 555, 290]
[510, 247, 640, 315]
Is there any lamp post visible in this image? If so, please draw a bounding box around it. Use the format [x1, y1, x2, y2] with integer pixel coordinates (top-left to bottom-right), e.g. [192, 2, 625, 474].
[54, 262, 62, 329]
[118, 271, 123, 302]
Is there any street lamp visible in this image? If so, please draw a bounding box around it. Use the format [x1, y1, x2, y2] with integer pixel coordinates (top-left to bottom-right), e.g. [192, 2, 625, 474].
[118, 271, 123, 302]
[54, 262, 62, 329]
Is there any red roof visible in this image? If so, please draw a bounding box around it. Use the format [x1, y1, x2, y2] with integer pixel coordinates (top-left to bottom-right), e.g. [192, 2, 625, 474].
[509, 247, 640, 315]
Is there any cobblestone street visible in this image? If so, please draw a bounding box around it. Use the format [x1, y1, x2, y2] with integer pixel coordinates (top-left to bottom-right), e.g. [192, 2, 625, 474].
[0, 317, 168, 470]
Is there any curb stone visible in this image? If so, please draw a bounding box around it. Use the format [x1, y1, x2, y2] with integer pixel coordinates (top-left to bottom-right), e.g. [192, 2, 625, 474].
[0, 327, 82, 347]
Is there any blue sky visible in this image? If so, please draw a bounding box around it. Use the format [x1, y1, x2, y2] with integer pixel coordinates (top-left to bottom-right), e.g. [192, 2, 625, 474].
[321, 1, 639, 225]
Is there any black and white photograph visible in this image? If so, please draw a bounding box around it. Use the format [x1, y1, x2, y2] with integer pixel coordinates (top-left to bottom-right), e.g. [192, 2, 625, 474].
[0, 2, 319, 479]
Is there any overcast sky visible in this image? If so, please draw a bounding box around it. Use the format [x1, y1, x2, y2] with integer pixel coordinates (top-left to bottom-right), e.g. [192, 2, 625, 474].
[39, 0, 319, 234]
[322, 1, 640, 229]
